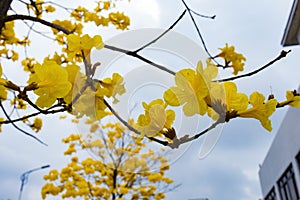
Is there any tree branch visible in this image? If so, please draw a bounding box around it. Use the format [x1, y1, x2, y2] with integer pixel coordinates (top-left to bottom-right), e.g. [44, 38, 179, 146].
[0, 0, 13, 34]
[0, 101, 47, 146]
[168, 120, 221, 149]
[103, 99, 169, 146]
[104, 44, 176, 75]
[134, 10, 187, 53]
[180, 0, 217, 63]
[3, 14, 72, 34]
[215, 50, 291, 82]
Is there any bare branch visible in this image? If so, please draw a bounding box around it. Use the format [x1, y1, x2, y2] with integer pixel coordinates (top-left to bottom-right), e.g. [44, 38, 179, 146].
[168, 120, 220, 149]
[3, 14, 72, 34]
[0, 101, 48, 146]
[180, 0, 218, 64]
[0, 0, 13, 34]
[104, 44, 176, 75]
[103, 99, 169, 146]
[190, 9, 216, 19]
[215, 50, 291, 82]
[134, 10, 187, 53]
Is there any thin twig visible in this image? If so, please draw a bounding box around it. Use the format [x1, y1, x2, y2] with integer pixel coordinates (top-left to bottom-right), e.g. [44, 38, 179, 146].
[3, 14, 72, 34]
[104, 44, 176, 75]
[0, 101, 48, 146]
[190, 9, 216, 19]
[180, 0, 217, 63]
[168, 120, 220, 149]
[134, 10, 187, 53]
[215, 50, 291, 82]
[103, 99, 169, 146]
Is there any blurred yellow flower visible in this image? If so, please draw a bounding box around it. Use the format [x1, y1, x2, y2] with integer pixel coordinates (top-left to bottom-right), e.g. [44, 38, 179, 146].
[31, 117, 43, 132]
[100, 73, 126, 104]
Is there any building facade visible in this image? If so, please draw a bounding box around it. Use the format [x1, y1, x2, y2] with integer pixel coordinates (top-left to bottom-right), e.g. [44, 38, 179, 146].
[282, 0, 300, 46]
[259, 1, 300, 199]
[259, 106, 300, 200]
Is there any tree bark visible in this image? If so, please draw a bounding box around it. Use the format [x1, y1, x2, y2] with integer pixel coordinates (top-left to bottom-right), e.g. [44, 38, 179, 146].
[0, 0, 13, 34]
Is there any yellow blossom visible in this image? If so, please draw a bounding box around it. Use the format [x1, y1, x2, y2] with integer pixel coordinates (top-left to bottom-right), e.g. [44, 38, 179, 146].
[90, 123, 99, 132]
[44, 5, 56, 13]
[100, 73, 126, 103]
[285, 90, 300, 108]
[28, 61, 72, 108]
[238, 92, 277, 131]
[44, 169, 59, 181]
[66, 34, 104, 60]
[164, 62, 209, 116]
[206, 82, 248, 121]
[135, 99, 175, 137]
[218, 43, 246, 75]
[108, 12, 130, 30]
[11, 98, 27, 109]
[0, 64, 8, 100]
[64, 143, 76, 155]
[63, 63, 85, 104]
[0, 118, 4, 132]
[31, 117, 43, 132]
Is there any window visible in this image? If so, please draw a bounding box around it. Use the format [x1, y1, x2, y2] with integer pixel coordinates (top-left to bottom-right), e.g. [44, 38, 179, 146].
[277, 164, 299, 200]
[264, 186, 277, 200]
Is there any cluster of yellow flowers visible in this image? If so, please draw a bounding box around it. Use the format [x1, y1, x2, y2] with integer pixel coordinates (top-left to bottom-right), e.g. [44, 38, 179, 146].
[217, 43, 246, 75]
[0, 21, 28, 61]
[42, 123, 173, 199]
[163, 58, 300, 132]
[18, 33, 125, 120]
[70, 3, 130, 30]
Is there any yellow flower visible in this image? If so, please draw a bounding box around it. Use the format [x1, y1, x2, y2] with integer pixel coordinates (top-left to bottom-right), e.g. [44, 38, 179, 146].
[100, 73, 126, 104]
[44, 169, 59, 181]
[41, 183, 62, 199]
[64, 143, 76, 155]
[63, 64, 86, 104]
[238, 92, 277, 131]
[135, 99, 175, 137]
[206, 82, 248, 121]
[0, 64, 8, 100]
[164, 62, 209, 116]
[71, 86, 108, 120]
[108, 12, 130, 30]
[31, 117, 43, 132]
[285, 90, 300, 108]
[148, 173, 163, 183]
[0, 118, 4, 132]
[67, 34, 104, 59]
[28, 61, 72, 108]
[218, 43, 246, 75]
[44, 5, 56, 13]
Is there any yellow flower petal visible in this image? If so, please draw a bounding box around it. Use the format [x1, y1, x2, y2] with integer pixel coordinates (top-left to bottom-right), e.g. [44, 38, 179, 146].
[238, 92, 277, 131]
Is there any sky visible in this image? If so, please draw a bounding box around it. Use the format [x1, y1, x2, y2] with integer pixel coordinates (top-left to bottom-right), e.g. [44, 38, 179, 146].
[0, 0, 300, 200]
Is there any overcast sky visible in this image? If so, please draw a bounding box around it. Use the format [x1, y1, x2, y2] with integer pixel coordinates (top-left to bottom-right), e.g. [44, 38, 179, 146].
[0, 0, 300, 200]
